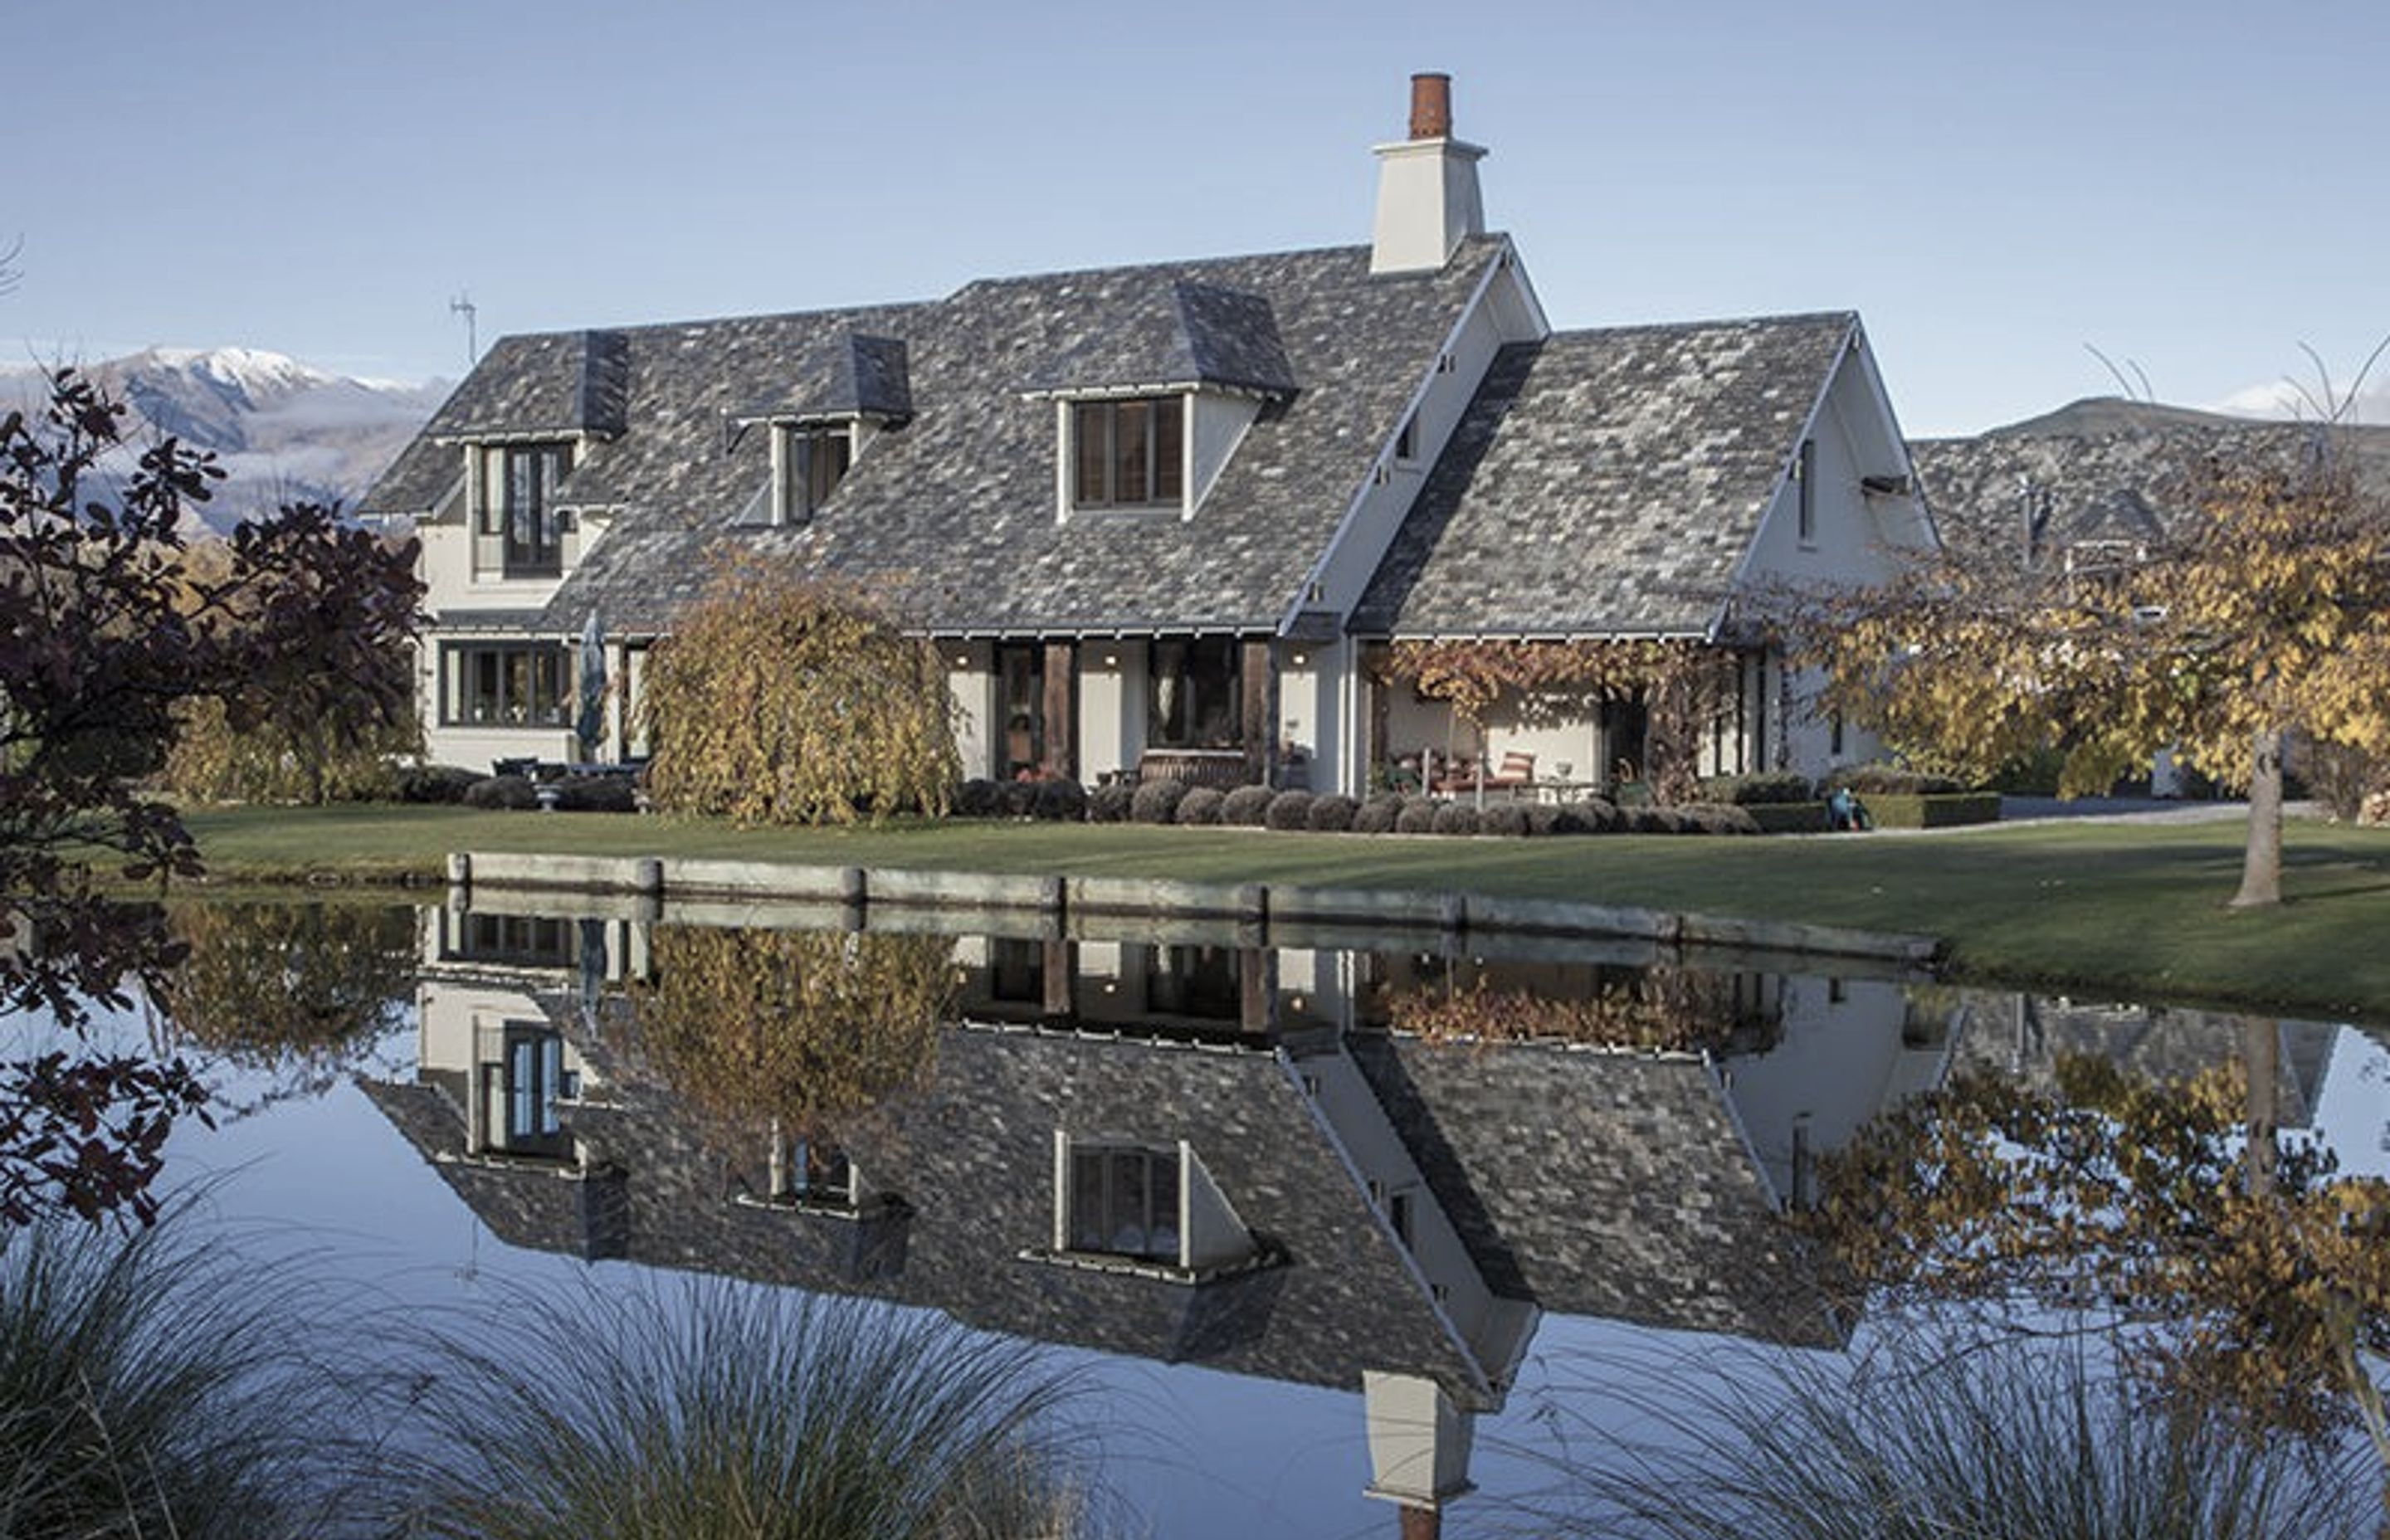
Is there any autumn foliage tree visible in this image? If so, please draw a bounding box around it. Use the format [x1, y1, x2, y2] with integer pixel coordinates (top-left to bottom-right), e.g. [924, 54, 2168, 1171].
[639, 563, 958, 824]
[1802, 1048, 2390, 1517]
[1799, 451, 2390, 907]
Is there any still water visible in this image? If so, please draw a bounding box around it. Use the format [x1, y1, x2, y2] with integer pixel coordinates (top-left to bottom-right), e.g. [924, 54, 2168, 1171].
[76, 894, 2390, 1537]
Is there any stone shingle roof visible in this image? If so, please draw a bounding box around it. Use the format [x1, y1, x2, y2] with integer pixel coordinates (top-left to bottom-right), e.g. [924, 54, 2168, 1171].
[1025, 280, 1297, 397]
[363, 241, 1503, 636]
[1352, 314, 1856, 638]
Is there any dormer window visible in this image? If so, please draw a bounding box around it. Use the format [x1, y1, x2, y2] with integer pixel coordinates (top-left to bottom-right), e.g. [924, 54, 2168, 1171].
[1072, 397, 1184, 510]
[773, 424, 852, 526]
[478, 441, 575, 577]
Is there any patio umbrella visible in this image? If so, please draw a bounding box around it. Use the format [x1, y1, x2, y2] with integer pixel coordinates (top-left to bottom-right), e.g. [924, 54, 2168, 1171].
[575, 611, 607, 761]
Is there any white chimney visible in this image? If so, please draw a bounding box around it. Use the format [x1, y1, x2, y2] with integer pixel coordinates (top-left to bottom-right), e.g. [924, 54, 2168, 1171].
[1370, 73, 1486, 275]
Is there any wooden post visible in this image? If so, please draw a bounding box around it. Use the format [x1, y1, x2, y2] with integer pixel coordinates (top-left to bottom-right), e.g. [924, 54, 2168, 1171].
[1041, 640, 1077, 781]
[1241, 638, 1275, 787]
[1041, 938, 1075, 1021]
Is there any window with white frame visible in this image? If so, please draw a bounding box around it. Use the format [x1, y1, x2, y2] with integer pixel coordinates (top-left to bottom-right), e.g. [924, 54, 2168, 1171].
[1071, 397, 1185, 510]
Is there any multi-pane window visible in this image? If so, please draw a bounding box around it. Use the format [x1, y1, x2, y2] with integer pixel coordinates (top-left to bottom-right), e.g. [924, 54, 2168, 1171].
[1072, 397, 1184, 509]
[447, 643, 571, 727]
[480, 442, 574, 575]
[1066, 1142, 1181, 1263]
[776, 426, 852, 524]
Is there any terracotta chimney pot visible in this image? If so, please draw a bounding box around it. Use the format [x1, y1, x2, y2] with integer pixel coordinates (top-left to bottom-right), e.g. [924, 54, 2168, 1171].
[1408, 73, 1452, 139]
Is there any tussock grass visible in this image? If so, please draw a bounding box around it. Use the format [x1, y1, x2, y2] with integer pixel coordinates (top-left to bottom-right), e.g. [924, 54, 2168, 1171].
[1502, 1334, 2376, 1540]
[0, 1214, 363, 1539]
[390, 1278, 1105, 1540]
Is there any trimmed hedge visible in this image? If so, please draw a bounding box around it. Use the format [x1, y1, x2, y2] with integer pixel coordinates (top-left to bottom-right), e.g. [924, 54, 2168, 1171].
[1175, 786, 1226, 826]
[1480, 802, 1532, 837]
[1351, 795, 1403, 835]
[1865, 791, 2003, 829]
[461, 774, 539, 811]
[1395, 800, 1442, 834]
[394, 763, 483, 805]
[1746, 802, 1829, 834]
[1826, 763, 1968, 797]
[1030, 778, 1087, 821]
[1696, 772, 1815, 806]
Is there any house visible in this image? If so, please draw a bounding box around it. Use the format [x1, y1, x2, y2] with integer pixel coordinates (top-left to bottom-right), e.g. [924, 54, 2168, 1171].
[363, 75, 1936, 797]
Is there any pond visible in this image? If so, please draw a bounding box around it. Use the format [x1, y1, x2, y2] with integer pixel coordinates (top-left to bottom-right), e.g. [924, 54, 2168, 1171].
[15, 890, 2390, 1538]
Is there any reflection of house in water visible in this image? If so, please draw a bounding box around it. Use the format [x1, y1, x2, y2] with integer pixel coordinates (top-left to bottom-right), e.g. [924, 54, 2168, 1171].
[372, 901, 1938, 1531]
[1949, 994, 2339, 1131]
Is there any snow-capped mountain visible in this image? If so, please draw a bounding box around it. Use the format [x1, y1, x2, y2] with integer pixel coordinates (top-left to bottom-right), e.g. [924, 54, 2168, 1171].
[1, 346, 446, 529]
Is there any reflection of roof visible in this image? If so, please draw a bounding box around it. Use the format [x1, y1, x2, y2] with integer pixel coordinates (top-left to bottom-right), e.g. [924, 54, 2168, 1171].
[370, 976, 1856, 1406]
[1353, 314, 1855, 638]
[1349, 1035, 1850, 1348]
[1948, 997, 2339, 1127]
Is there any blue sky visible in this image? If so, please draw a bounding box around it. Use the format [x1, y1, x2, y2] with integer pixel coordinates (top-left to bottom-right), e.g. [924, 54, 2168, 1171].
[8, 0, 2386, 435]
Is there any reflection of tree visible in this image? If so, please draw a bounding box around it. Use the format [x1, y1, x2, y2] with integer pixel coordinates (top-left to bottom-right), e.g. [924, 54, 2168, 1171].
[1387, 969, 1769, 1055]
[1802, 1049, 2390, 1501]
[623, 928, 954, 1143]
[158, 901, 417, 1114]
[0, 901, 209, 1226]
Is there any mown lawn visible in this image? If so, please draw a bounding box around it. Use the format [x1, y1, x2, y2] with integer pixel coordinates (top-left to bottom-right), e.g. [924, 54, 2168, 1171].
[168, 803, 2390, 1023]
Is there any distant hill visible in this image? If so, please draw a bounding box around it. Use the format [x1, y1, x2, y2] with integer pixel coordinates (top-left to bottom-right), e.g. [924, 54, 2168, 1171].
[1, 347, 445, 531]
[1910, 396, 2390, 560]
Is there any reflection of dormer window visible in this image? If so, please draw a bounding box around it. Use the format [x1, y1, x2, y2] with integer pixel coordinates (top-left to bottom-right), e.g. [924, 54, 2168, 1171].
[773, 424, 853, 526]
[480, 1023, 577, 1161]
[480, 442, 575, 577]
[1072, 397, 1184, 510]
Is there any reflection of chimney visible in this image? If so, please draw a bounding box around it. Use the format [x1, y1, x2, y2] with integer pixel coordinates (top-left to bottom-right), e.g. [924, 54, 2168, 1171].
[1371, 73, 1488, 275]
[1399, 1502, 1442, 1540]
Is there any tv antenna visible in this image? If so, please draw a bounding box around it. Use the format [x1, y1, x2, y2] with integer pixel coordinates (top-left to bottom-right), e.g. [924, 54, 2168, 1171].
[450, 291, 479, 368]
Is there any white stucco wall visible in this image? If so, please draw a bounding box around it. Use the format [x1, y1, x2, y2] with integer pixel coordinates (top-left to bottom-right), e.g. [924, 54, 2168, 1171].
[1079, 651, 1130, 782]
[943, 643, 992, 779]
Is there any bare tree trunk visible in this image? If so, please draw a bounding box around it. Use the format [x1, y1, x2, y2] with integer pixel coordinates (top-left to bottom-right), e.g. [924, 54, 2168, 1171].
[2229, 727, 2285, 909]
[2241, 1016, 2278, 1197]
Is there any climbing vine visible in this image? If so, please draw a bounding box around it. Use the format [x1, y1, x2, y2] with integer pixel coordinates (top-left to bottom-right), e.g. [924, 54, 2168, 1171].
[1377, 639, 1729, 802]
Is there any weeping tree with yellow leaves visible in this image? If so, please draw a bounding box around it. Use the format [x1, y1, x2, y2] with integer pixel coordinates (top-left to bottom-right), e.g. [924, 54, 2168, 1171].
[639, 562, 958, 825]
[1802, 451, 2390, 907]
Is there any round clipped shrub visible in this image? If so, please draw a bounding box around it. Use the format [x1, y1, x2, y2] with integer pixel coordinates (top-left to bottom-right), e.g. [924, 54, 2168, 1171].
[462, 773, 539, 811]
[1432, 802, 1481, 836]
[1524, 803, 1565, 836]
[1480, 801, 1532, 837]
[1352, 795, 1403, 835]
[1131, 778, 1188, 825]
[1085, 781, 1135, 823]
[1306, 793, 1358, 832]
[999, 779, 1041, 818]
[1264, 790, 1315, 831]
[1176, 786, 1227, 826]
[951, 777, 1004, 818]
[396, 763, 482, 805]
[554, 774, 638, 813]
[1220, 785, 1276, 826]
[1572, 797, 1622, 833]
[1032, 778, 1088, 821]
[1395, 799, 1442, 834]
